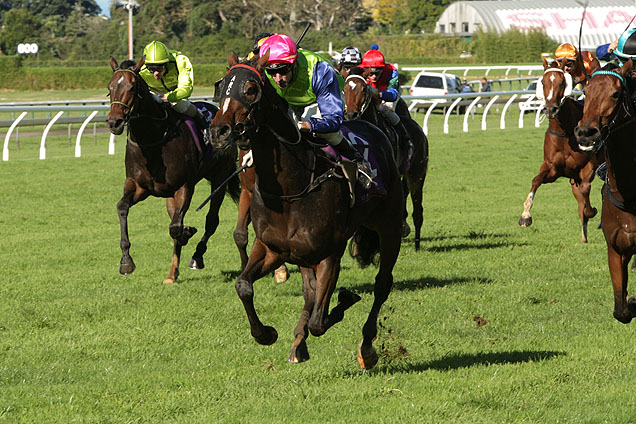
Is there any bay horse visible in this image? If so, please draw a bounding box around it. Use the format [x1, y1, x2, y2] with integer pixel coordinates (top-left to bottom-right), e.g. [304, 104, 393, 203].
[210, 52, 404, 369]
[107, 57, 240, 284]
[518, 58, 603, 243]
[575, 60, 636, 323]
[343, 67, 429, 250]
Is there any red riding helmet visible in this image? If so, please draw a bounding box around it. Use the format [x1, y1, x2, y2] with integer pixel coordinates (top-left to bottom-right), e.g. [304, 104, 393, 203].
[361, 49, 385, 68]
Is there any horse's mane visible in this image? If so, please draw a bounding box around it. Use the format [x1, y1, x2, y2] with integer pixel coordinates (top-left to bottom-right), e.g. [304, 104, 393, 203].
[601, 62, 620, 71]
[349, 66, 365, 76]
[118, 59, 137, 70]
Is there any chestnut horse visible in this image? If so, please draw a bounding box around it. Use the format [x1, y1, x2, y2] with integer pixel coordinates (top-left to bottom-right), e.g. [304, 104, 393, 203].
[210, 52, 404, 369]
[575, 60, 636, 323]
[518, 58, 603, 242]
[343, 67, 429, 250]
[107, 57, 239, 284]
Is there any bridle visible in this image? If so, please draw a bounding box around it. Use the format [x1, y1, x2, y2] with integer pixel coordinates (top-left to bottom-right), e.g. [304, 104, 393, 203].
[109, 68, 168, 124]
[219, 63, 302, 145]
[589, 69, 636, 147]
[344, 74, 372, 117]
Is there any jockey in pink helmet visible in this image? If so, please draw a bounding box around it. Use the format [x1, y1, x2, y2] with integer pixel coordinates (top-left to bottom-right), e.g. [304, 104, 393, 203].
[259, 34, 372, 181]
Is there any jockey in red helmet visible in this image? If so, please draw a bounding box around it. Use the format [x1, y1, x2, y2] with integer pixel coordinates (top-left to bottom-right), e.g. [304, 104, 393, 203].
[259, 34, 373, 185]
[360, 49, 411, 151]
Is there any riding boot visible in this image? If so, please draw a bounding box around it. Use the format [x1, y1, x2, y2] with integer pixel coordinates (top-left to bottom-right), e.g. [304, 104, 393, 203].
[333, 137, 373, 189]
[184, 103, 211, 144]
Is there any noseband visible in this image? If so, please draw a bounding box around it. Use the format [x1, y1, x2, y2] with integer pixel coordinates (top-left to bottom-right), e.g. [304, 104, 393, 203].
[344, 74, 371, 116]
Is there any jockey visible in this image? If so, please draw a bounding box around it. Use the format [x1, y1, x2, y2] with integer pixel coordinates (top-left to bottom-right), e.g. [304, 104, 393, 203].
[139, 40, 209, 131]
[360, 49, 410, 145]
[337, 46, 362, 73]
[259, 34, 373, 183]
[246, 32, 273, 61]
[597, 29, 636, 77]
[554, 42, 596, 87]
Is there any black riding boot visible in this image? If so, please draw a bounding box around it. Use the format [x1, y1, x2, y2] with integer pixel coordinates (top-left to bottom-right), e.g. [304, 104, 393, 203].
[193, 110, 211, 144]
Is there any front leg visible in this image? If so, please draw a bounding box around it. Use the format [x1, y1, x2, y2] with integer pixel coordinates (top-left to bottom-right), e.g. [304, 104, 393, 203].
[289, 266, 316, 363]
[608, 246, 636, 323]
[117, 178, 149, 275]
[237, 239, 283, 345]
[164, 185, 196, 284]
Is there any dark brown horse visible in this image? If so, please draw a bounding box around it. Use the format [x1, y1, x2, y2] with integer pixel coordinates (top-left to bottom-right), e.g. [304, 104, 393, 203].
[343, 68, 429, 250]
[518, 58, 603, 242]
[575, 60, 636, 323]
[107, 57, 239, 284]
[210, 52, 404, 369]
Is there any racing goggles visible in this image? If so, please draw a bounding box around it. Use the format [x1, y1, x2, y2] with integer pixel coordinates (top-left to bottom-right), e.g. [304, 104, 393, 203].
[147, 64, 166, 73]
[368, 67, 383, 77]
[265, 63, 293, 76]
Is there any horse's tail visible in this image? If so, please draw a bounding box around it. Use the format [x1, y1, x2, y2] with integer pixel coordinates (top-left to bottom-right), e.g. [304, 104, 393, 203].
[348, 226, 380, 268]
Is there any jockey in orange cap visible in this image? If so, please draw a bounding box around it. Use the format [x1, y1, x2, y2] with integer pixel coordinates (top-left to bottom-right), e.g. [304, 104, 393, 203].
[554, 42, 597, 86]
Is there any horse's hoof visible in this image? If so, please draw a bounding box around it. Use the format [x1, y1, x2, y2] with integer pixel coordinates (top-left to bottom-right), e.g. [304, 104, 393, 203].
[274, 266, 289, 284]
[401, 221, 411, 238]
[338, 287, 362, 309]
[289, 340, 310, 363]
[119, 261, 136, 275]
[518, 216, 532, 227]
[587, 208, 598, 219]
[253, 326, 278, 345]
[188, 257, 204, 270]
[163, 277, 176, 285]
[357, 342, 379, 369]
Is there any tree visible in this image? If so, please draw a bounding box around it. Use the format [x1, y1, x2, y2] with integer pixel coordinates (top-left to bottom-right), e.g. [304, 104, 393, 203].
[0, 8, 41, 55]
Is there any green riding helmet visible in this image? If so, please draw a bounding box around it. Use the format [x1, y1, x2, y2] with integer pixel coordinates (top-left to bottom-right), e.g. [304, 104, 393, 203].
[144, 41, 171, 64]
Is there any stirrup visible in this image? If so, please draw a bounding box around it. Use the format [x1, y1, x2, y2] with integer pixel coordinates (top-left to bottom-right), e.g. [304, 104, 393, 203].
[356, 161, 373, 189]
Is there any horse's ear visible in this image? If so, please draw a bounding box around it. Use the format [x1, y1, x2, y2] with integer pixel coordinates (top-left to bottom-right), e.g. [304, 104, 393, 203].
[134, 56, 145, 73]
[110, 56, 118, 72]
[618, 59, 633, 78]
[361, 67, 371, 78]
[542, 59, 549, 70]
[228, 52, 239, 68]
[559, 59, 567, 70]
[255, 49, 269, 73]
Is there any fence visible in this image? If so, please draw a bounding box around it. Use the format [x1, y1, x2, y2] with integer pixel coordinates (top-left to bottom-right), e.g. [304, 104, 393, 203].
[1, 89, 564, 162]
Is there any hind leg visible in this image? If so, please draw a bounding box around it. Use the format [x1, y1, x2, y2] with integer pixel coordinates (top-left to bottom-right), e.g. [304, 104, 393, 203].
[289, 266, 317, 363]
[358, 227, 400, 369]
[405, 173, 425, 251]
[117, 178, 149, 275]
[164, 185, 196, 284]
[189, 183, 226, 270]
[519, 163, 559, 227]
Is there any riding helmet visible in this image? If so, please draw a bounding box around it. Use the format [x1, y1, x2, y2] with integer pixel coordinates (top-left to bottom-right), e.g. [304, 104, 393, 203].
[144, 41, 171, 64]
[555, 43, 577, 61]
[259, 34, 298, 65]
[361, 49, 385, 68]
[340, 46, 362, 65]
[615, 28, 636, 60]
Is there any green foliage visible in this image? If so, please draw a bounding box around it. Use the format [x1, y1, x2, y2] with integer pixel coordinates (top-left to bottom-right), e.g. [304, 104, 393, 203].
[0, 8, 41, 55]
[472, 29, 559, 63]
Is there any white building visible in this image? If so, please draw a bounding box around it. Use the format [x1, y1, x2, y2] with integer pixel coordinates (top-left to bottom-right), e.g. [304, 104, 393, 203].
[435, 0, 636, 49]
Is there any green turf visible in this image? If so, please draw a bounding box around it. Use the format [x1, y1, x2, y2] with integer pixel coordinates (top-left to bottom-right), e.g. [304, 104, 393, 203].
[2, 110, 635, 423]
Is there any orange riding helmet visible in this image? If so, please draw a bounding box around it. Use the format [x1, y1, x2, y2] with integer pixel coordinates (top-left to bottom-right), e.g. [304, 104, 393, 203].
[555, 43, 578, 61]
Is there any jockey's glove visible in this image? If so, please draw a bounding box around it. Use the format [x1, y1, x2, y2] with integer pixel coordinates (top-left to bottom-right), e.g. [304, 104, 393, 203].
[241, 150, 254, 168]
[369, 87, 380, 98]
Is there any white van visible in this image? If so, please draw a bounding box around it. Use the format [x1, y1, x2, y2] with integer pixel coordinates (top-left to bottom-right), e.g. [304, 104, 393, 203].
[409, 71, 462, 97]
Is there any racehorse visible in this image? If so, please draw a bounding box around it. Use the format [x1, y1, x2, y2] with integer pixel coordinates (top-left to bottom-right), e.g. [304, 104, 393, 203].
[343, 67, 429, 249]
[235, 149, 290, 283]
[107, 57, 239, 284]
[518, 58, 603, 243]
[209, 52, 404, 369]
[575, 60, 636, 323]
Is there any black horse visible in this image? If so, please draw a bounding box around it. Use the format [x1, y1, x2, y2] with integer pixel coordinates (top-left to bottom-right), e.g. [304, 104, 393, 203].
[107, 57, 239, 284]
[209, 52, 404, 369]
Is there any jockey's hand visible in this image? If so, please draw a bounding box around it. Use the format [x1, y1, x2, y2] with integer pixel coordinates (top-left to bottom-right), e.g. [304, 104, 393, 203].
[241, 150, 253, 168]
[609, 40, 618, 53]
[368, 86, 380, 98]
[161, 94, 169, 102]
[298, 121, 311, 132]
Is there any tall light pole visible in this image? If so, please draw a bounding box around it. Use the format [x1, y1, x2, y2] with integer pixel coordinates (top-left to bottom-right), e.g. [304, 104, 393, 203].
[115, 0, 140, 60]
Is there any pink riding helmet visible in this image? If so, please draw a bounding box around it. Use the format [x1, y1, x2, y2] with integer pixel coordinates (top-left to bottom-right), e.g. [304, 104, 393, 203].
[259, 34, 298, 65]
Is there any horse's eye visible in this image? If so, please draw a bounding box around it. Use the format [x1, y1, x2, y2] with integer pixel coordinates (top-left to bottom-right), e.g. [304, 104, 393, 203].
[611, 91, 620, 99]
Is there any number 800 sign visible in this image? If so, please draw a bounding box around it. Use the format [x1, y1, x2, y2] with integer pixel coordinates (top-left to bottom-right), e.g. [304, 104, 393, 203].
[17, 43, 39, 54]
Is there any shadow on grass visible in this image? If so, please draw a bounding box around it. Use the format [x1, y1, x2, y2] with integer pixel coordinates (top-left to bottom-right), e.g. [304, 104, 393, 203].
[350, 350, 565, 375]
[219, 265, 302, 283]
[403, 232, 525, 252]
[351, 275, 494, 294]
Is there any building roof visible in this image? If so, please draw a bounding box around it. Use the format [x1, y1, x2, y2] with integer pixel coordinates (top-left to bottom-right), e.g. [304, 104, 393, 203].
[436, 0, 636, 49]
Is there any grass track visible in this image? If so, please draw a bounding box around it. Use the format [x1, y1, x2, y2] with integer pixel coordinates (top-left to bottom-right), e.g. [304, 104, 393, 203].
[2, 111, 636, 423]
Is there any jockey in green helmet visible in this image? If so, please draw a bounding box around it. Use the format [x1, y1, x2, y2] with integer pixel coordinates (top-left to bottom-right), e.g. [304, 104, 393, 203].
[139, 40, 209, 132]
